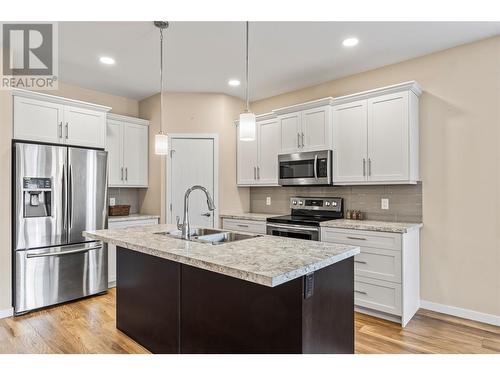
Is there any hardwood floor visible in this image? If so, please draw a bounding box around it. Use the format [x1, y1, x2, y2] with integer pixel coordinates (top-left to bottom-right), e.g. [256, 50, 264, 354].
[1, 288, 499, 354]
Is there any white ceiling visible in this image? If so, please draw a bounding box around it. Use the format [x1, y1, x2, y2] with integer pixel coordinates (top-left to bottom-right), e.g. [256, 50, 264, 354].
[59, 21, 500, 101]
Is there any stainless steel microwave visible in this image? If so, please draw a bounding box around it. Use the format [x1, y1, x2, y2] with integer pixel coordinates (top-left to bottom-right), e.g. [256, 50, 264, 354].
[278, 150, 332, 186]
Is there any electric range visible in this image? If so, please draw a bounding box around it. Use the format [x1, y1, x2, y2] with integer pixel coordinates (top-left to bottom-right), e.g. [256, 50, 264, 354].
[266, 197, 343, 241]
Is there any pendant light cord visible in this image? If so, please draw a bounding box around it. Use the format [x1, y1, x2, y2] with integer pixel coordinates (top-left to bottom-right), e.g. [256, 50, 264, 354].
[159, 27, 165, 134]
[245, 21, 250, 112]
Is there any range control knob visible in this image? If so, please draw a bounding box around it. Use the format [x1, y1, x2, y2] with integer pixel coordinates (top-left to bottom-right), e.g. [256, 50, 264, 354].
[292, 200, 297, 205]
[332, 201, 338, 207]
[299, 200, 303, 205]
[325, 201, 331, 206]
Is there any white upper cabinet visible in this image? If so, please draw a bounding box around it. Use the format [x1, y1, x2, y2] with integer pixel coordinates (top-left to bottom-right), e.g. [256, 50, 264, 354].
[12, 89, 110, 148]
[279, 112, 302, 153]
[367, 92, 410, 182]
[257, 118, 281, 184]
[13, 96, 64, 144]
[107, 114, 149, 188]
[63, 105, 106, 148]
[106, 120, 123, 186]
[275, 99, 333, 153]
[332, 81, 421, 185]
[302, 105, 331, 151]
[237, 114, 280, 186]
[333, 100, 368, 183]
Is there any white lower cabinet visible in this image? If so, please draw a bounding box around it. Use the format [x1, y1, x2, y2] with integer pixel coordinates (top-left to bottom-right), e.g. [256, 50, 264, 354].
[221, 218, 267, 234]
[107, 217, 159, 287]
[321, 226, 420, 327]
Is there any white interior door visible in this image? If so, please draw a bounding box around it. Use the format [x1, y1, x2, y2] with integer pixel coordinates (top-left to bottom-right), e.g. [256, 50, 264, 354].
[170, 137, 216, 229]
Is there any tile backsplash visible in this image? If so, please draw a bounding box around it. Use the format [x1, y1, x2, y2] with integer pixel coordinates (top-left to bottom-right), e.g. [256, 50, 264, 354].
[250, 183, 422, 222]
[107, 188, 141, 214]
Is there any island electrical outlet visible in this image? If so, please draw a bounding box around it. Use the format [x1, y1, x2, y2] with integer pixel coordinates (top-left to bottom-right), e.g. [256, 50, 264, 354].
[381, 198, 389, 210]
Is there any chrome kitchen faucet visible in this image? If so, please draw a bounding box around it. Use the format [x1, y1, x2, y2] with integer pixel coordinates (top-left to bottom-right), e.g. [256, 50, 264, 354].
[177, 185, 216, 239]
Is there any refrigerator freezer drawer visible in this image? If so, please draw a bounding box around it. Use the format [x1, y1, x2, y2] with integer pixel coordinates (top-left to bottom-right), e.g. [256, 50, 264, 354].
[14, 242, 107, 315]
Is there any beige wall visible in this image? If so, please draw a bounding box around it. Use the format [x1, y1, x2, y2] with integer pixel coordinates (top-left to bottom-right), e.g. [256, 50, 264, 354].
[0, 82, 139, 313]
[252, 36, 500, 317]
[138, 92, 249, 223]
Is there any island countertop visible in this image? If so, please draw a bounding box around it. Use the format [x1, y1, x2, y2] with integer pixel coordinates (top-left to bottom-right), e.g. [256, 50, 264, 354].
[84, 224, 359, 287]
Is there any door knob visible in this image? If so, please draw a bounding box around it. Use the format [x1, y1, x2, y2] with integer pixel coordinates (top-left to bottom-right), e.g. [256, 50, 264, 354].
[201, 212, 211, 217]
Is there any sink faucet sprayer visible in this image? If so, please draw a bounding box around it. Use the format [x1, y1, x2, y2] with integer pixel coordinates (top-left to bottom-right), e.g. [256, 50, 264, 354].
[177, 185, 216, 239]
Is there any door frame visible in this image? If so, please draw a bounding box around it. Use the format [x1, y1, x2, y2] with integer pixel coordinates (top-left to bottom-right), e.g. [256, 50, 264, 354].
[165, 133, 219, 226]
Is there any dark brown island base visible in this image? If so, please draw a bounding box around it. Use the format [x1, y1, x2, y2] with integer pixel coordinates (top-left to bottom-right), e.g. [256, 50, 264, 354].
[83, 224, 360, 354]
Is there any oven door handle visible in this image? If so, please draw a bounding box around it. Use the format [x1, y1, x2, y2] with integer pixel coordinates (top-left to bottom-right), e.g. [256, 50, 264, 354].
[266, 223, 319, 232]
[314, 154, 318, 180]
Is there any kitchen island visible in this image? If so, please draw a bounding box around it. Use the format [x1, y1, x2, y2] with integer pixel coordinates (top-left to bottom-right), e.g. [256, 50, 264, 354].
[84, 224, 360, 354]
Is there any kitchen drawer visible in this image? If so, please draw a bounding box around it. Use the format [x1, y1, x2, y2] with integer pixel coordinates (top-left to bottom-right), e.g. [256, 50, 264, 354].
[354, 276, 402, 316]
[222, 218, 266, 234]
[355, 247, 401, 283]
[321, 227, 401, 251]
[109, 218, 159, 229]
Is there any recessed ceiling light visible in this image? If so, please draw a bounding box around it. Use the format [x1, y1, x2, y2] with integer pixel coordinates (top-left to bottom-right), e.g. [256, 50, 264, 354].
[99, 56, 115, 65]
[342, 38, 359, 47]
[228, 79, 241, 87]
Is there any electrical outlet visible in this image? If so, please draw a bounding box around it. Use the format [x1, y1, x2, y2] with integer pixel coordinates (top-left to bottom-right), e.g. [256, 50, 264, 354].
[381, 198, 389, 210]
[266, 197, 272, 206]
[109, 197, 116, 206]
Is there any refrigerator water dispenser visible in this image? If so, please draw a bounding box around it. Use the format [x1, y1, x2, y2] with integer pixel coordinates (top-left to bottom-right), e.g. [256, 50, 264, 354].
[23, 177, 52, 218]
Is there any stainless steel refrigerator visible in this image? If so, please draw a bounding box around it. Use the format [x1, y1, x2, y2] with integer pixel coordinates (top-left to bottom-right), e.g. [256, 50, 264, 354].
[13, 142, 108, 315]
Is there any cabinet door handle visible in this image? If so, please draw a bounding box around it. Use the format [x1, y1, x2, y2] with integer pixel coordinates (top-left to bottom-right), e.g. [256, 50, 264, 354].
[125, 167, 128, 181]
[301, 132, 304, 148]
[355, 290, 367, 295]
[363, 158, 366, 176]
[121, 167, 124, 181]
[58, 122, 63, 138]
[297, 133, 300, 148]
[65, 122, 69, 139]
[253, 166, 256, 180]
[347, 236, 366, 241]
[257, 166, 260, 179]
[354, 260, 367, 264]
[368, 158, 372, 176]
[237, 224, 249, 228]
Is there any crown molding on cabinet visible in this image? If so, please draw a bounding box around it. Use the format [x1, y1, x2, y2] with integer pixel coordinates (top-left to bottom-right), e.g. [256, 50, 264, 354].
[272, 97, 335, 116]
[107, 113, 150, 126]
[331, 81, 422, 106]
[11, 88, 112, 112]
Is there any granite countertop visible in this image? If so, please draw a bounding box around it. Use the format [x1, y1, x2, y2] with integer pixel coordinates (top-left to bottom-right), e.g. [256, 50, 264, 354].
[219, 212, 279, 221]
[320, 219, 423, 233]
[108, 214, 160, 223]
[84, 224, 359, 287]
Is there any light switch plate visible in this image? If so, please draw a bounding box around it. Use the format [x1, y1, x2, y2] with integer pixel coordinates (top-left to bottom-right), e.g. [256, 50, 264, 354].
[109, 197, 116, 206]
[266, 197, 271, 206]
[381, 198, 389, 210]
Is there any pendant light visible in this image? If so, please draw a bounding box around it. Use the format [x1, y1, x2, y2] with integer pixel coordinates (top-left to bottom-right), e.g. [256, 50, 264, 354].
[154, 21, 169, 155]
[239, 21, 256, 141]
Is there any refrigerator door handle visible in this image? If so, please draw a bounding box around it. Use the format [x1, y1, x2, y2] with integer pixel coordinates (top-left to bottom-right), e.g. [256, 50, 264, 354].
[69, 164, 73, 229]
[26, 245, 102, 258]
[62, 165, 67, 229]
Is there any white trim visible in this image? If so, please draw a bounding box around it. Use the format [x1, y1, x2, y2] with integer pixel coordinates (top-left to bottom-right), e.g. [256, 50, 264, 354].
[165, 133, 220, 227]
[11, 88, 111, 112]
[0, 307, 13, 319]
[107, 113, 150, 126]
[420, 300, 500, 327]
[272, 97, 335, 116]
[331, 81, 422, 106]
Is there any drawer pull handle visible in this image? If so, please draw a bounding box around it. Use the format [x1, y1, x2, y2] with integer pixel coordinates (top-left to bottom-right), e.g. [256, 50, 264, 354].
[354, 260, 367, 264]
[237, 224, 249, 228]
[347, 236, 366, 241]
[355, 290, 367, 295]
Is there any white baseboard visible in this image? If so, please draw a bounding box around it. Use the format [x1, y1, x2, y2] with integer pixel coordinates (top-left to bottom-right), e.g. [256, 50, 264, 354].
[0, 307, 13, 319]
[420, 300, 500, 327]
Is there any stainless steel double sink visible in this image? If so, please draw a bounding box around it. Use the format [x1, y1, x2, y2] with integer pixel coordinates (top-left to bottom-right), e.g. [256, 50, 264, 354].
[155, 228, 261, 245]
